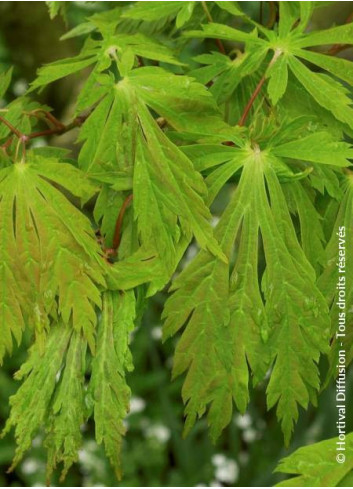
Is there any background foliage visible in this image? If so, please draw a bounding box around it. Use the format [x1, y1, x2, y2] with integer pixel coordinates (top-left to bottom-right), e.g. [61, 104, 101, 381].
[0, 1, 353, 487]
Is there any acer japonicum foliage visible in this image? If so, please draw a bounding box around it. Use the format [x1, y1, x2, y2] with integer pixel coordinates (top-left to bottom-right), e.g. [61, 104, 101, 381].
[0, 1, 353, 485]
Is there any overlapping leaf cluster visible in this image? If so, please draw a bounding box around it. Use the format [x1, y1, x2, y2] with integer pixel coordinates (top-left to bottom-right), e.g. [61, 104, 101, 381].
[0, 1, 353, 483]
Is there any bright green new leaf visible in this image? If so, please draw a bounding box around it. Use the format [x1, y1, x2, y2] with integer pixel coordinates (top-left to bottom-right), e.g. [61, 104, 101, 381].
[259, 159, 329, 444]
[128, 66, 230, 134]
[134, 99, 225, 264]
[186, 22, 265, 44]
[30, 30, 181, 92]
[288, 56, 353, 129]
[163, 158, 267, 440]
[267, 54, 288, 105]
[46, 1, 67, 20]
[90, 290, 135, 479]
[122, 1, 184, 21]
[275, 433, 353, 486]
[79, 72, 226, 285]
[164, 143, 330, 443]
[215, 1, 245, 17]
[190, 49, 267, 104]
[176, 2, 196, 29]
[272, 131, 353, 167]
[45, 332, 87, 481]
[2, 324, 73, 470]
[30, 54, 98, 92]
[106, 247, 166, 293]
[187, 15, 353, 121]
[284, 181, 325, 273]
[0, 156, 105, 357]
[0, 67, 13, 99]
[297, 1, 314, 31]
[296, 22, 353, 48]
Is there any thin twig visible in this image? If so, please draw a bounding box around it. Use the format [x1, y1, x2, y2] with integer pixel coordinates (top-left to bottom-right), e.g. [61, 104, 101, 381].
[15, 137, 27, 162]
[326, 12, 353, 55]
[201, 1, 226, 54]
[1, 136, 13, 155]
[112, 194, 133, 251]
[27, 109, 66, 130]
[27, 114, 88, 140]
[238, 77, 267, 127]
[238, 50, 280, 127]
[0, 103, 96, 150]
[327, 44, 350, 56]
[0, 115, 24, 139]
[266, 1, 277, 29]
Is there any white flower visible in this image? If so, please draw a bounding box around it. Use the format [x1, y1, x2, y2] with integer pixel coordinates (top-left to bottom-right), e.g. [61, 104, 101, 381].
[212, 454, 227, 467]
[215, 463, 238, 484]
[242, 427, 257, 443]
[185, 244, 198, 262]
[12, 79, 28, 97]
[31, 138, 46, 148]
[31, 435, 43, 448]
[151, 326, 162, 340]
[209, 480, 222, 487]
[146, 423, 171, 443]
[129, 396, 146, 414]
[212, 454, 239, 484]
[234, 413, 252, 429]
[211, 216, 220, 228]
[22, 458, 41, 475]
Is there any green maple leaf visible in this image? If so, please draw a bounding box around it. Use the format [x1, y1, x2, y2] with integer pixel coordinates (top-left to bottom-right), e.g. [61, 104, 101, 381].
[89, 290, 135, 480]
[122, 1, 198, 29]
[283, 181, 325, 273]
[30, 26, 181, 92]
[2, 324, 74, 471]
[164, 120, 352, 442]
[0, 67, 12, 99]
[275, 433, 353, 486]
[78, 68, 226, 287]
[45, 331, 87, 481]
[190, 49, 267, 103]
[186, 12, 353, 127]
[46, 1, 67, 20]
[0, 155, 105, 359]
[4, 290, 136, 480]
[214, 1, 245, 18]
[163, 157, 269, 440]
[127, 66, 231, 135]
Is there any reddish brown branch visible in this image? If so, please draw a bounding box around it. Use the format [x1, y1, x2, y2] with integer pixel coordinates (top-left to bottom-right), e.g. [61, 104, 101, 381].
[0, 108, 93, 150]
[266, 1, 277, 29]
[112, 194, 133, 251]
[28, 109, 66, 130]
[327, 44, 350, 56]
[238, 76, 267, 127]
[0, 115, 24, 139]
[238, 50, 280, 127]
[327, 12, 353, 55]
[215, 39, 226, 55]
[28, 115, 88, 140]
[201, 0, 226, 54]
[1, 136, 13, 154]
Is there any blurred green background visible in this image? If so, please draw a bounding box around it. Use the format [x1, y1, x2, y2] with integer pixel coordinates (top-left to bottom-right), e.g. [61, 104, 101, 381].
[0, 2, 352, 487]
